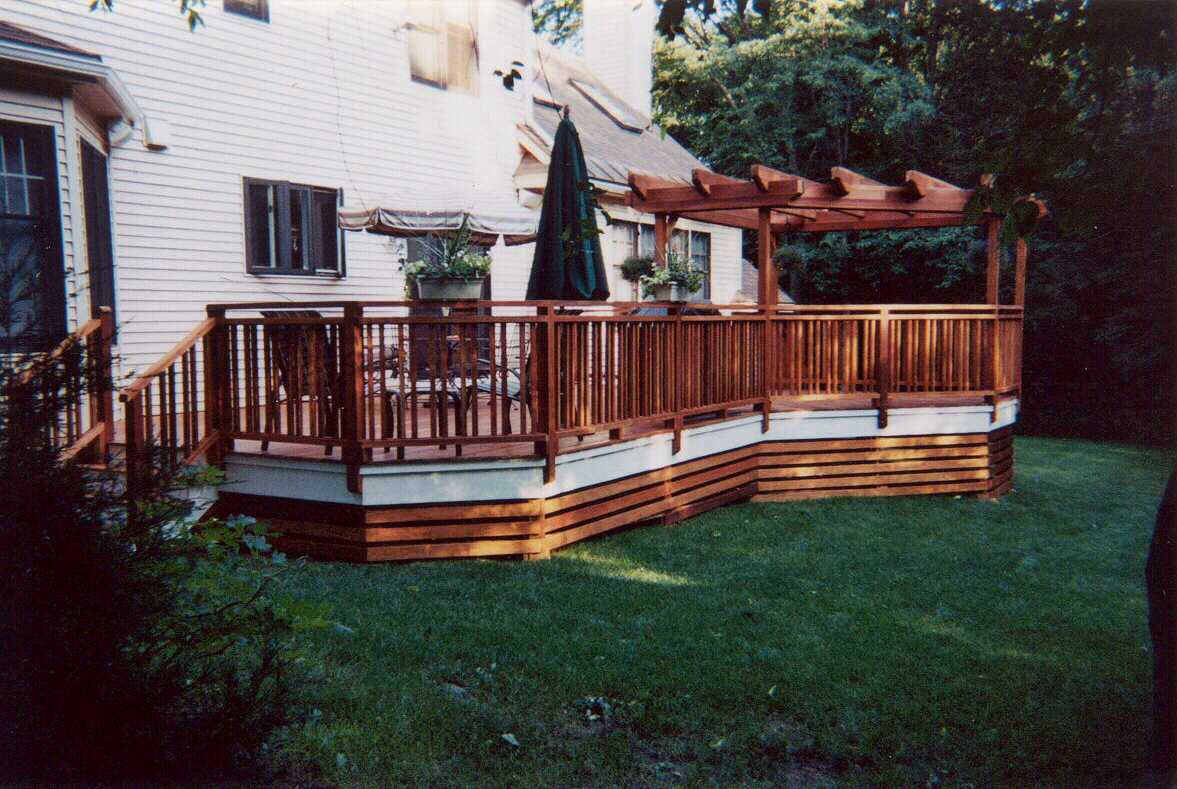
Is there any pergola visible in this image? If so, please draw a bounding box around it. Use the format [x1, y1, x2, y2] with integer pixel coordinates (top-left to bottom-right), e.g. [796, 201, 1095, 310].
[626, 165, 1033, 307]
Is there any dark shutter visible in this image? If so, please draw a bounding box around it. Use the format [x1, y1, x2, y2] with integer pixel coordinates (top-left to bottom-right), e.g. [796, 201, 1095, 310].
[81, 141, 116, 335]
[313, 188, 340, 272]
[244, 179, 275, 270]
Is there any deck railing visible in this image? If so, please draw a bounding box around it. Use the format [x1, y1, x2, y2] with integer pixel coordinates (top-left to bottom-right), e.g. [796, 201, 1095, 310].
[7, 307, 115, 465]
[134, 300, 1019, 491]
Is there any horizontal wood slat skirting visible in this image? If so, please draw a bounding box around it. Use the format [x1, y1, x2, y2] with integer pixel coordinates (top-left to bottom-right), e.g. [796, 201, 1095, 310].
[209, 429, 1015, 562]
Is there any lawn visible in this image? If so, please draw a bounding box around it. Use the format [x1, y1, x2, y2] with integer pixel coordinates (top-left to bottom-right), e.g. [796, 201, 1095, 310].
[272, 436, 1168, 787]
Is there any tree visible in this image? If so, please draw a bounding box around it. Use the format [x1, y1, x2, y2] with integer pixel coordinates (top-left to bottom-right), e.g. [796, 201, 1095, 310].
[653, 0, 1177, 444]
[91, 0, 205, 30]
[533, 0, 583, 48]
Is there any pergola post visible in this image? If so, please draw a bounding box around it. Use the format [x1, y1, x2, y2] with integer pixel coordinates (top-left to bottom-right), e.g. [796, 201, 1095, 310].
[985, 218, 1001, 304]
[654, 212, 668, 267]
[757, 207, 778, 307]
[1014, 238, 1028, 305]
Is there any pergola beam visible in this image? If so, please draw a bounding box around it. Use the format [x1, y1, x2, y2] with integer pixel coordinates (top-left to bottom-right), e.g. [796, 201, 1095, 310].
[904, 170, 964, 199]
[691, 168, 744, 196]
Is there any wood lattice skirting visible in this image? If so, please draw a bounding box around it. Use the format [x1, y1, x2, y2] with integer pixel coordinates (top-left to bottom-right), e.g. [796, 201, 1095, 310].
[209, 423, 1016, 562]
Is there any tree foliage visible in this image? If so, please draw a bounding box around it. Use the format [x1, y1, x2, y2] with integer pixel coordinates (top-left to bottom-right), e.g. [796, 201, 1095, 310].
[653, 0, 1177, 444]
[533, 0, 584, 48]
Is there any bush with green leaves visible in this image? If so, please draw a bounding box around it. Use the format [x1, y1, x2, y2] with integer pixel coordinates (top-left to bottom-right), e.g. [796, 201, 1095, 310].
[620, 254, 655, 283]
[0, 335, 325, 782]
[640, 251, 705, 298]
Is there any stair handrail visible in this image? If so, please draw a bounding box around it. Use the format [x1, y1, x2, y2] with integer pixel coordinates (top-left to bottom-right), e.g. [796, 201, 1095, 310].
[119, 317, 216, 402]
[7, 308, 115, 465]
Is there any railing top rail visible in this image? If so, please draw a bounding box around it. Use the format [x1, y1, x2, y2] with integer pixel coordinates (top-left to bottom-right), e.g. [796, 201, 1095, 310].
[120, 317, 216, 402]
[12, 315, 105, 386]
[208, 299, 1023, 318]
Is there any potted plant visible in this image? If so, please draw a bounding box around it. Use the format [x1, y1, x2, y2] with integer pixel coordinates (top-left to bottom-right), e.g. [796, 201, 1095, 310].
[403, 217, 492, 300]
[641, 251, 705, 302]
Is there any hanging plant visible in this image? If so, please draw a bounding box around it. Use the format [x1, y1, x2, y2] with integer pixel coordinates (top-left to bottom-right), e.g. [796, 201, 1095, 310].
[621, 255, 655, 283]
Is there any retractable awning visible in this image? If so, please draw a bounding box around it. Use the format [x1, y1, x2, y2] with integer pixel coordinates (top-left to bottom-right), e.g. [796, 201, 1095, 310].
[338, 206, 538, 246]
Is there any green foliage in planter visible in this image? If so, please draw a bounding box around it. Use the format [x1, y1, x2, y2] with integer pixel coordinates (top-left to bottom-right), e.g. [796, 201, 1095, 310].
[641, 251, 705, 298]
[402, 216, 492, 283]
[620, 254, 655, 283]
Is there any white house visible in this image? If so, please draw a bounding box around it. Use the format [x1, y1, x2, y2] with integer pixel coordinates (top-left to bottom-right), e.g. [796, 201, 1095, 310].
[0, 0, 748, 379]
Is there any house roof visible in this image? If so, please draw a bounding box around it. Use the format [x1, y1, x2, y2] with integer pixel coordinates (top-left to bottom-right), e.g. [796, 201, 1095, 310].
[528, 46, 703, 188]
[0, 19, 138, 123]
[0, 19, 100, 60]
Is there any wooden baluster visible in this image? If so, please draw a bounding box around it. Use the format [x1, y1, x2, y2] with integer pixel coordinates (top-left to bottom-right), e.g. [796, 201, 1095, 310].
[536, 306, 558, 482]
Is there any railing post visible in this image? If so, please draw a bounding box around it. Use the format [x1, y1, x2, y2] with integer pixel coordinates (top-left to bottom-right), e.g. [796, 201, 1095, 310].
[540, 306, 558, 483]
[204, 306, 228, 466]
[123, 392, 143, 525]
[874, 308, 890, 429]
[668, 304, 683, 452]
[90, 306, 115, 464]
[340, 302, 365, 494]
[988, 306, 1002, 422]
[760, 305, 772, 432]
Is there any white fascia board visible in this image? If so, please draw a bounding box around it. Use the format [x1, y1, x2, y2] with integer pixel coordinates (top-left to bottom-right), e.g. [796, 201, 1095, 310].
[0, 41, 142, 124]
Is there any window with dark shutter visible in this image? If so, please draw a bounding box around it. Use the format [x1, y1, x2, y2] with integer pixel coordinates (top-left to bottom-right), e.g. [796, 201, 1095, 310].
[243, 178, 343, 276]
[224, 0, 269, 22]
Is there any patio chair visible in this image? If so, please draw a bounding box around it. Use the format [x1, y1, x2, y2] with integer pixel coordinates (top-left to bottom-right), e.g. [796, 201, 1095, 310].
[377, 325, 471, 448]
[260, 310, 340, 454]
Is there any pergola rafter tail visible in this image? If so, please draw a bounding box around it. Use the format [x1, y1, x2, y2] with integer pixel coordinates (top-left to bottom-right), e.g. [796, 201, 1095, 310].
[624, 163, 1023, 308]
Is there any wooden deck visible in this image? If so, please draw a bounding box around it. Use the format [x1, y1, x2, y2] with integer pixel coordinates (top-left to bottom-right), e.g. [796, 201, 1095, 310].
[104, 299, 1023, 561]
[209, 399, 1017, 562]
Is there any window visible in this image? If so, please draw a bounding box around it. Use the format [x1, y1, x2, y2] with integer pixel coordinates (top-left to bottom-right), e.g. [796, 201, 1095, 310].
[408, 0, 478, 94]
[690, 231, 711, 299]
[613, 220, 655, 258]
[224, 0, 268, 22]
[614, 222, 710, 298]
[0, 121, 65, 351]
[243, 178, 343, 276]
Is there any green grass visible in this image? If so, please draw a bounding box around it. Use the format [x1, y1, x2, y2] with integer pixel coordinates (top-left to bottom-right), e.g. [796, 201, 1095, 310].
[272, 437, 1168, 787]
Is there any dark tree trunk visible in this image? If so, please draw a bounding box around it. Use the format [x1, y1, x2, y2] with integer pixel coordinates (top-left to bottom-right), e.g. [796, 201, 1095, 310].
[1147, 465, 1177, 781]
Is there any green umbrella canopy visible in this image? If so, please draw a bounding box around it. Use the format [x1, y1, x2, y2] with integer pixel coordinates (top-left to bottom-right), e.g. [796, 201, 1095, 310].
[525, 113, 609, 301]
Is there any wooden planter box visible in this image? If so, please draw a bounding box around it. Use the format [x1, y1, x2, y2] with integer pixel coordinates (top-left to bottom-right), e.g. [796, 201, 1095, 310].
[414, 277, 485, 301]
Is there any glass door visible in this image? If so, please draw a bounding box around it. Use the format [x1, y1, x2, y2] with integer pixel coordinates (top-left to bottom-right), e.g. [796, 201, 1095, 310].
[0, 120, 64, 353]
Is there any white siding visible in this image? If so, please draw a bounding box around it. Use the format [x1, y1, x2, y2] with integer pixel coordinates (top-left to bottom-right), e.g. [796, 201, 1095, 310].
[2, 0, 535, 376]
[3, 0, 747, 379]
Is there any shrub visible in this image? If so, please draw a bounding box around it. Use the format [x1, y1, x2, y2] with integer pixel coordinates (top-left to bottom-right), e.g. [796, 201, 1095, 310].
[620, 254, 655, 283]
[0, 332, 322, 782]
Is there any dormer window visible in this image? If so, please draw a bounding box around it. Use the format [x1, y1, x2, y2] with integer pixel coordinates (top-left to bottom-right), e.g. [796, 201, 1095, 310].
[569, 79, 645, 132]
[224, 0, 268, 22]
[408, 0, 479, 95]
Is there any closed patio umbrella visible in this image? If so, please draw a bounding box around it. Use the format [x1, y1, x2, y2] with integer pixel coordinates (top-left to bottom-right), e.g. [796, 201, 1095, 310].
[525, 111, 609, 301]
